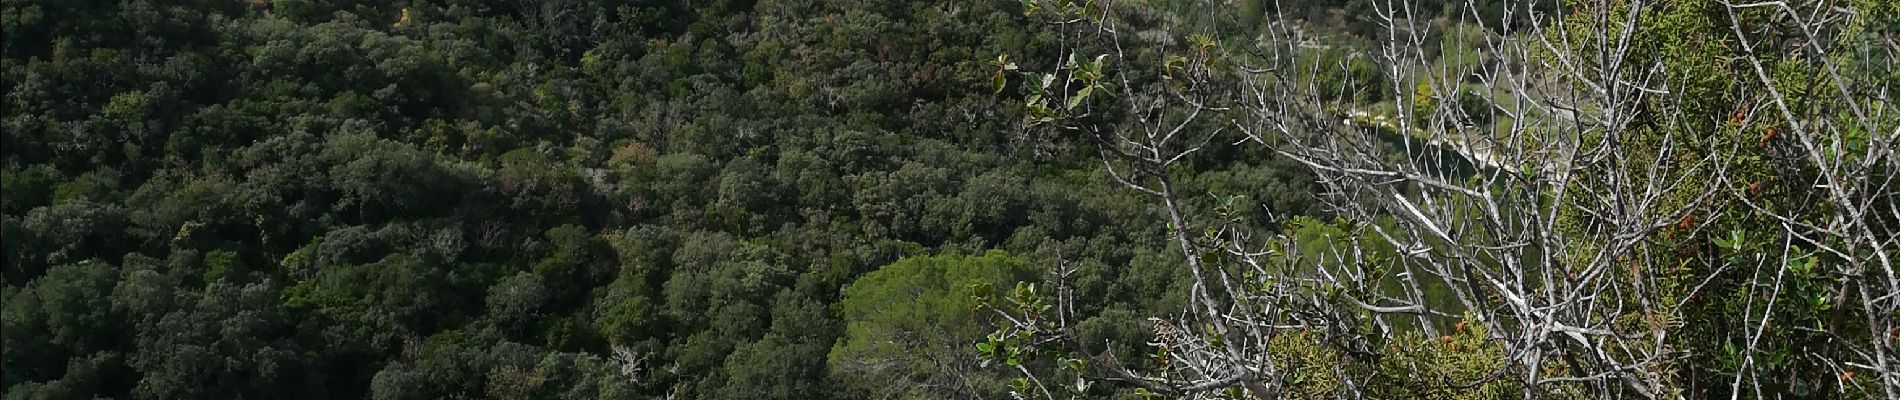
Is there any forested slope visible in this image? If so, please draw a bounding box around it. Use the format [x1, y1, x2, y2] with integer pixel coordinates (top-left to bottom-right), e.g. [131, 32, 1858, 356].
[8, 0, 1898, 399]
[1, 1, 1320, 399]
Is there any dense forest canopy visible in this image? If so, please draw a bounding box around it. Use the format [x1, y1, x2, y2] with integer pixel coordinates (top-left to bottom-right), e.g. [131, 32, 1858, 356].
[1, 0, 1319, 398]
[3, 0, 1897, 399]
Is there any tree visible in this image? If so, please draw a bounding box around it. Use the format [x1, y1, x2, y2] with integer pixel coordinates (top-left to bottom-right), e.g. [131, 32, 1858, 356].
[124, 280, 312, 400]
[830, 251, 1036, 399]
[712, 292, 835, 400]
[487, 272, 549, 338]
[991, 0, 1899, 398]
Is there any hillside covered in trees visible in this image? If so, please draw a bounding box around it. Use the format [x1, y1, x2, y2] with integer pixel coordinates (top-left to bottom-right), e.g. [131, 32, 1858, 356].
[4, 0, 1897, 399]
[0, 0, 1322, 398]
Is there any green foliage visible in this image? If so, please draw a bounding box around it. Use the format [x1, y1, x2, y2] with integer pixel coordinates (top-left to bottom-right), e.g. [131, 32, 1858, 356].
[1537, 1, 1900, 397]
[1309, 48, 1387, 103]
[831, 251, 1036, 399]
[0, 0, 1320, 398]
[1367, 316, 1522, 399]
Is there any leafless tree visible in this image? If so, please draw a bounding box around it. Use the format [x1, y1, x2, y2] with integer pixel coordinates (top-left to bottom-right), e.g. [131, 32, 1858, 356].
[987, 0, 1897, 399]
